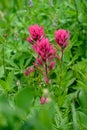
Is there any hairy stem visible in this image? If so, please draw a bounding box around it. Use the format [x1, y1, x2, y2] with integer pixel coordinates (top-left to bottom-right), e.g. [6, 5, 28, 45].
[45, 62, 48, 78]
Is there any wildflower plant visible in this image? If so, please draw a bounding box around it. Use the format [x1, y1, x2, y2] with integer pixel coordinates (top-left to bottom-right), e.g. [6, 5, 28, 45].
[55, 29, 70, 87]
[25, 24, 70, 84]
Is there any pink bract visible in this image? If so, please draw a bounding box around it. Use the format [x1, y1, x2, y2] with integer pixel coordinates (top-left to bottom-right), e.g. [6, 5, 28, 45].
[45, 98, 49, 103]
[40, 96, 49, 104]
[49, 61, 56, 70]
[36, 57, 43, 65]
[26, 37, 33, 44]
[36, 38, 56, 62]
[24, 67, 34, 76]
[44, 77, 49, 84]
[40, 96, 45, 104]
[55, 29, 70, 49]
[27, 24, 45, 43]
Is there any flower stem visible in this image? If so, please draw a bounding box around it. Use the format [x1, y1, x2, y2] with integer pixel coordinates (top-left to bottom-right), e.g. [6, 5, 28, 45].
[44, 61, 49, 84]
[45, 62, 48, 77]
[61, 48, 63, 64]
[59, 48, 63, 87]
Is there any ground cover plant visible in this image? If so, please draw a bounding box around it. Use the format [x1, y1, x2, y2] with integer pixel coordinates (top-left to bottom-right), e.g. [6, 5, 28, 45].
[0, 0, 87, 130]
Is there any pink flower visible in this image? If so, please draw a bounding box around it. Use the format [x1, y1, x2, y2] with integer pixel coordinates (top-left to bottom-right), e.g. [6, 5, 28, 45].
[24, 67, 34, 76]
[40, 96, 45, 104]
[36, 38, 56, 62]
[27, 24, 45, 44]
[44, 77, 49, 84]
[49, 61, 55, 70]
[55, 29, 70, 49]
[36, 57, 43, 65]
[33, 62, 38, 67]
[45, 98, 49, 103]
[40, 96, 49, 104]
[24, 69, 29, 76]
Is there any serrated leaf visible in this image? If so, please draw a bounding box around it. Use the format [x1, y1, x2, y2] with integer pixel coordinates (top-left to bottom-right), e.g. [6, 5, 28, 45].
[7, 70, 14, 87]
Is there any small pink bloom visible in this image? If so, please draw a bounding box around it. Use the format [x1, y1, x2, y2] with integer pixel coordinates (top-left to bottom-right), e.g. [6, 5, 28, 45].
[33, 62, 38, 67]
[45, 98, 49, 103]
[40, 97, 49, 104]
[24, 67, 34, 76]
[29, 67, 34, 72]
[55, 29, 70, 49]
[36, 57, 43, 65]
[40, 96, 45, 104]
[49, 61, 55, 70]
[44, 77, 49, 84]
[24, 69, 30, 76]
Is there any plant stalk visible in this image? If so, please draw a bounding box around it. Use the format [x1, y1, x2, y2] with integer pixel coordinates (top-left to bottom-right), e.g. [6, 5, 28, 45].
[59, 48, 63, 87]
[45, 62, 48, 78]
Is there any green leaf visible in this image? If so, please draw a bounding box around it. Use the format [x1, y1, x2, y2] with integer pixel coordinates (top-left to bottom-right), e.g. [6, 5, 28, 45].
[0, 71, 14, 92]
[0, 80, 9, 92]
[0, 65, 4, 78]
[79, 89, 87, 112]
[77, 80, 87, 91]
[77, 111, 87, 129]
[71, 102, 78, 130]
[66, 78, 76, 88]
[15, 87, 34, 110]
[7, 70, 14, 87]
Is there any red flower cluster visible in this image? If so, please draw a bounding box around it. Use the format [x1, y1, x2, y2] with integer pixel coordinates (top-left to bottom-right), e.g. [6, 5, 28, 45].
[25, 24, 70, 83]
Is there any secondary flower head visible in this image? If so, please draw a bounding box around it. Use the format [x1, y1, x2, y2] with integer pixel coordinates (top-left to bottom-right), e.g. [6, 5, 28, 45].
[27, 24, 45, 44]
[40, 96, 49, 104]
[24, 66, 34, 76]
[40, 96, 45, 104]
[35, 38, 56, 62]
[55, 29, 70, 49]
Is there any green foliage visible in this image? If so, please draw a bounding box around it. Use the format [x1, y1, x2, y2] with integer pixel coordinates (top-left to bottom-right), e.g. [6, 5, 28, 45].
[15, 87, 34, 110]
